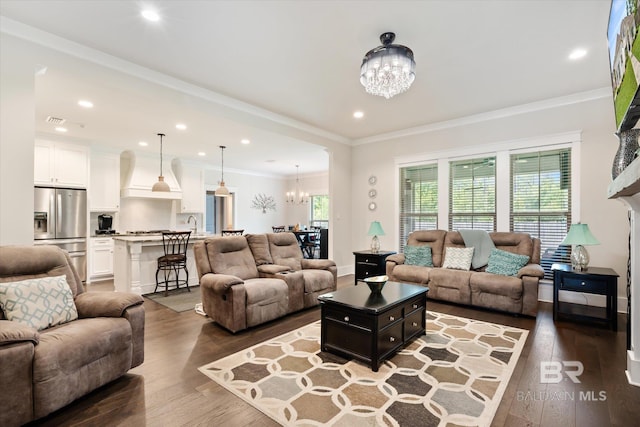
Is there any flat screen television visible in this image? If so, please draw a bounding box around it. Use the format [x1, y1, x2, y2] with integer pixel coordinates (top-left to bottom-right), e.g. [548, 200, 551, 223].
[608, 0, 640, 131]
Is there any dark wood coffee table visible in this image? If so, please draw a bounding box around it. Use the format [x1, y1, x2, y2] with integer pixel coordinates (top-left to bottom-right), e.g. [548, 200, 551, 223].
[318, 281, 428, 372]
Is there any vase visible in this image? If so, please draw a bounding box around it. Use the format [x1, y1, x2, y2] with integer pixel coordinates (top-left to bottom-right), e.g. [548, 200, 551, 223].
[612, 128, 640, 179]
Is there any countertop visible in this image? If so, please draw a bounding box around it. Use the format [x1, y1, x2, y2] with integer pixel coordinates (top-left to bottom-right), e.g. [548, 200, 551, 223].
[112, 233, 213, 243]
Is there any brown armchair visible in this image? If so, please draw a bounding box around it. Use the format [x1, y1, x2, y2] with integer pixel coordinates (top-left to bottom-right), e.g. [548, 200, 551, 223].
[0, 245, 144, 427]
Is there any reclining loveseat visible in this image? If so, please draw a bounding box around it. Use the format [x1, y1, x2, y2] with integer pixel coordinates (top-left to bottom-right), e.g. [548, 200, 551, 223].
[193, 232, 337, 332]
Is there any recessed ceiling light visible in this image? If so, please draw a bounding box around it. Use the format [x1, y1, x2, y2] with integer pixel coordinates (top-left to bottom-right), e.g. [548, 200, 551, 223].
[353, 111, 364, 119]
[141, 9, 160, 22]
[78, 100, 93, 108]
[138, 141, 148, 147]
[176, 123, 187, 130]
[568, 48, 587, 60]
[198, 152, 206, 156]
[55, 127, 67, 133]
[241, 139, 250, 145]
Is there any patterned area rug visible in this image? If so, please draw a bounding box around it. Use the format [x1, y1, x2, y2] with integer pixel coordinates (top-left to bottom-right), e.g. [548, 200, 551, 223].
[199, 311, 528, 426]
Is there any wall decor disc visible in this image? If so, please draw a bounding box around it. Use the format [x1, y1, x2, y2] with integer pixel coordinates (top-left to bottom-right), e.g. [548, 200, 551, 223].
[368, 189, 377, 198]
[368, 201, 377, 211]
[368, 175, 377, 185]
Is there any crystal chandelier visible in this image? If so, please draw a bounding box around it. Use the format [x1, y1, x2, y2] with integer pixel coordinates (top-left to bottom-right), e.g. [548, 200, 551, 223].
[286, 165, 309, 204]
[360, 32, 416, 99]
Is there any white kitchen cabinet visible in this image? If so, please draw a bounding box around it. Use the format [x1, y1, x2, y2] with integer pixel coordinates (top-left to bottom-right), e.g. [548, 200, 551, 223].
[173, 160, 204, 213]
[90, 152, 120, 211]
[89, 237, 114, 279]
[34, 140, 88, 188]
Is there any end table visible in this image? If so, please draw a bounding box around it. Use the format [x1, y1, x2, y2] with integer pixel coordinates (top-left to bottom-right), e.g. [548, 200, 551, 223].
[552, 263, 619, 330]
[353, 250, 396, 285]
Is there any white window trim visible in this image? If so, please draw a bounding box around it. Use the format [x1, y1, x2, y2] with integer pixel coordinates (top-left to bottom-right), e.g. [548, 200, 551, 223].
[394, 131, 582, 251]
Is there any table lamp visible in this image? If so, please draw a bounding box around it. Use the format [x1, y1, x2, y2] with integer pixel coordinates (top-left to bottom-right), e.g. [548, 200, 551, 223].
[368, 221, 385, 253]
[560, 223, 600, 271]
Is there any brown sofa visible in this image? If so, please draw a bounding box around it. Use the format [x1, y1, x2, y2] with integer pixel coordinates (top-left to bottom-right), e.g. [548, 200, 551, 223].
[193, 232, 337, 333]
[0, 245, 145, 427]
[386, 230, 544, 316]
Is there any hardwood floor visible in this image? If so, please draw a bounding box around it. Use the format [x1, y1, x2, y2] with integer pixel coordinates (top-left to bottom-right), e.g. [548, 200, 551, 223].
[29, 276, 640, 427]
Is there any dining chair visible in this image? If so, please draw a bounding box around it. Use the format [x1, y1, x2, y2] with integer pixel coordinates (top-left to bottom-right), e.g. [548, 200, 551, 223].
[303, 228, 321, 258]
[222, 229, 244, 236]
[155, 231, 191, 296]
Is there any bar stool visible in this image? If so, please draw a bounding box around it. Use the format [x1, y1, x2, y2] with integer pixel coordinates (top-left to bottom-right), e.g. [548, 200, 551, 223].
[155, 231, 191, 296]
[272, 225, 285, 233]
[221, 229, 244, 236]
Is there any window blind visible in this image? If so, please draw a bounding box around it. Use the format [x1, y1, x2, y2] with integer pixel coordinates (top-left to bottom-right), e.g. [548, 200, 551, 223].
[510, 148, 571, 279]
[448, 157, 496, 232]
[399, 164, 438, 251]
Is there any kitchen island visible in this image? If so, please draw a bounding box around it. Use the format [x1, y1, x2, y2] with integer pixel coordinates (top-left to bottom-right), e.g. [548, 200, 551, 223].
[113, 234, 210, 295]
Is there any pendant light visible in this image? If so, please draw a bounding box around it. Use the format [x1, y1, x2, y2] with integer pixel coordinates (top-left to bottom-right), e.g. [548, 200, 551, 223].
[215, 145, 230, 197]
[152, 133, 170, 192]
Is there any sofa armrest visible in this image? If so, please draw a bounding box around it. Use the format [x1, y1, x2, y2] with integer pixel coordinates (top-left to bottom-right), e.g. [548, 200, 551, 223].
[0, 320, 39, 346]
[301, 259, 336, 270]
[386, 253, 405, 265]
[518, 264, 545, 279]
[74, 292, 144, 318]
[258, 264, 292, 274]
[200, 273, 244, 294]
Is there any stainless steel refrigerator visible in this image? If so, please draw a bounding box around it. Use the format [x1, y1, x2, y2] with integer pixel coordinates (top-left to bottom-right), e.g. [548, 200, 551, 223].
[34, 187, 87, 281]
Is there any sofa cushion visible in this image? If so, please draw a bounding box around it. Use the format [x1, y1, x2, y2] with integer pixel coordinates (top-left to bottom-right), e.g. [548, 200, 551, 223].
[486, 248, 530, 277]
[267, 232, 303, 271]
[243, 279, 288, 328]
[300, 269, 334, 293]
[442, 247, 474, 271]
[205, 236, 259, 280]
[391, 264, 430, 284]
[246, 233, 273, 265]
[407, 230, 447, 267]
[470, 272, 523, 313]
[404, 245, 434, 267]
[0, 276, 78, 331]
[33, 317, 133, 418]
[428, 268, 472, 304]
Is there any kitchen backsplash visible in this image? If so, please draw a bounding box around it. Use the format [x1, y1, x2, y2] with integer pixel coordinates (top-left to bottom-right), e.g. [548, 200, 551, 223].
[119, 198, 174, 232]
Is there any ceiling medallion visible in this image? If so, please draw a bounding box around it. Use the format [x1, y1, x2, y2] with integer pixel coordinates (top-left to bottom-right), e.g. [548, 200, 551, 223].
[360, 32, 416, 99]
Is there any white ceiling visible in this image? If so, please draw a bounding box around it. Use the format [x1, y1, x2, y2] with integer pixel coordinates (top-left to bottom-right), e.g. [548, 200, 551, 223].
[0, 0, 613, 176]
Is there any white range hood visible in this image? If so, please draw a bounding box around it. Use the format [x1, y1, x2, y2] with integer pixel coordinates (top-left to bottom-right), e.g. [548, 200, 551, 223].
[120, 151, 182, 199]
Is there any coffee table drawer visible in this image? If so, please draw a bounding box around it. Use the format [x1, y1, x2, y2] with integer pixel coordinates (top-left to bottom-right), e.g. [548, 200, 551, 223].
[404, 308, 425, 340]
[404, 295, 425, 315]
[323, 306, 372, 330]
[379, 306, 403, 329]
[378, 321, 403, 358]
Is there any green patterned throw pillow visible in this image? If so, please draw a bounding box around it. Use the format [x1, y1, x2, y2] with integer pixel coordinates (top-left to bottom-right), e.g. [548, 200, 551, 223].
[0, 275, 78, 331]
[486, 248, 530, 276]
[442, 247, 475, 270]
[404, 245, 434, 267]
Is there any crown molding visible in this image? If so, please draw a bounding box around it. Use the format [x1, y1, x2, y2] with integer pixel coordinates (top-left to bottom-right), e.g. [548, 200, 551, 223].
[0, 16, 350, 146]
[354, 88, 610, 146]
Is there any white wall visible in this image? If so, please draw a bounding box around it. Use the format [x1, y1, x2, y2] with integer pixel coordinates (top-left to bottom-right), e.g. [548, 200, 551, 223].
[351, 95, 629, 301]
[0, 35, 36, 245]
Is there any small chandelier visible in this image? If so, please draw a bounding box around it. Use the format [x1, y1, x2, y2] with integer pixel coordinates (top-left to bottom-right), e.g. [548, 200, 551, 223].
[360, 32, 416, 99]
[215, 145, 230, 197]
[286, 165, 309, 204]
[152, 133, 170, 192]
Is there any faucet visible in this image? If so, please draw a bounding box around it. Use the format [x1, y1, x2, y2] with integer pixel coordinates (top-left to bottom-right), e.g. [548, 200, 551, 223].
[187, 215, 198, 235]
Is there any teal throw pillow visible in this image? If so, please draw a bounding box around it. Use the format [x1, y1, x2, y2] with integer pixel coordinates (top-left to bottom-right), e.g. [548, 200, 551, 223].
[485, 248, 530, 277]
[0, 275, 78, 331]
[404, 245, 434, 267]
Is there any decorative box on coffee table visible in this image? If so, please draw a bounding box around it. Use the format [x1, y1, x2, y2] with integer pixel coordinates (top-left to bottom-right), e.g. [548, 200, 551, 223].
[318, 281, 427, 372]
